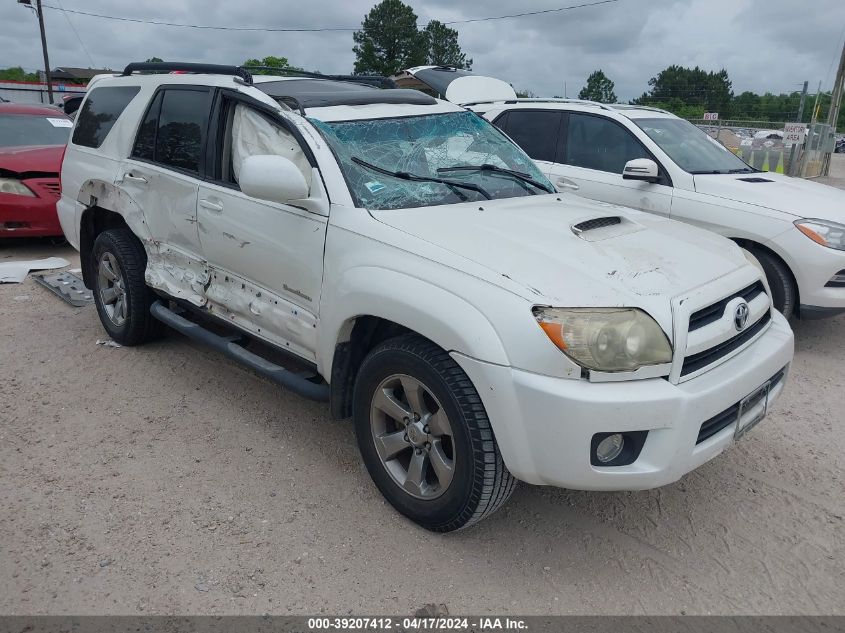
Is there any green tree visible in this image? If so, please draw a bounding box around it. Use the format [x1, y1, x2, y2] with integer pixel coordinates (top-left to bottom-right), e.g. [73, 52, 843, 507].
[422, 20, 471, 69]
[242, 55, 303, 75]
[578, 70, 617, 103]
[145, 57, 164, 63]
[353, 0, 427, 75]
[0, 66, 39, 82]
[633, 65, 733, 115]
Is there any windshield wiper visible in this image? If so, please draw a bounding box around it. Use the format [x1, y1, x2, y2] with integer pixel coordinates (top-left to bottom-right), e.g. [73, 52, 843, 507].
[437, 164, 554, 194]
[728, 167, 757, 173]
[351, 156, 491, 200]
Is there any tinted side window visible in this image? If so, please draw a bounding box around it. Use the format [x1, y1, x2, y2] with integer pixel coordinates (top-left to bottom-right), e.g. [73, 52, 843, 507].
[500, 110, 561, 162]
[72, 86, 140, 148]
[131, 92, 162, 161]
[564, 114, 649, 173]
[154, 90, 209, 173]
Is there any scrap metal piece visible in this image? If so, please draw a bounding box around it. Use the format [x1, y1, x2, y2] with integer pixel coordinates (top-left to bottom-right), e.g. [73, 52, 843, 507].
[32, 270, 93, 307]
[0, 257, 70, 283]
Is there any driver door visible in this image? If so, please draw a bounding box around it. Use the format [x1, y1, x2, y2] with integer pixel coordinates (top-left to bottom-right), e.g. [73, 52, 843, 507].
[197, 96, 327, 362]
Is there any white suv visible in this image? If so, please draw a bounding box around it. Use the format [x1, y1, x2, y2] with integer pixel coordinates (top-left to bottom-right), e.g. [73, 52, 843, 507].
[58, 62, 793, 531]
[397, 67, 845, 320]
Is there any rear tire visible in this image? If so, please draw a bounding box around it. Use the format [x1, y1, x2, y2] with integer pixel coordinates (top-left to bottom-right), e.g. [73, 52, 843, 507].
[751, 249, 796, 319]
[91, 228, 163, 346]
[353, 334, 516, 532]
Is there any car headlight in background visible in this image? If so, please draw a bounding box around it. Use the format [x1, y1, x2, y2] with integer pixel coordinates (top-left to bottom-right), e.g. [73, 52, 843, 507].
[0, 178, 35, 197]
[533, 307, 673, 372]
[794, 219, 845, 251]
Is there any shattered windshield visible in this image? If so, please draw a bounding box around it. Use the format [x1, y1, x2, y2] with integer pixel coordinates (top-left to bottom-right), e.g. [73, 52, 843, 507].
[310, 111, 554, 210]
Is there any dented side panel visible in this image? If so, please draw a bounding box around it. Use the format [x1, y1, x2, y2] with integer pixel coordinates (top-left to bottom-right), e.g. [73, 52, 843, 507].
[204, 270, 318, 362]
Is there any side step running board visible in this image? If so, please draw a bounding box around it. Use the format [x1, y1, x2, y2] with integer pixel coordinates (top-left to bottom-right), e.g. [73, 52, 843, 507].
[150, 301, 330, 402]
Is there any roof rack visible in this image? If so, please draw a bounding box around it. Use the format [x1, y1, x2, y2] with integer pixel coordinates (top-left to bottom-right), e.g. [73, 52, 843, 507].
[121, 62, 253, 85]
[243, 66, 396, 89]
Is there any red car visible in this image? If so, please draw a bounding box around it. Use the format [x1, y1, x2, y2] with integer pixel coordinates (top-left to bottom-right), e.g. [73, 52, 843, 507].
[0, 103, 72, 237]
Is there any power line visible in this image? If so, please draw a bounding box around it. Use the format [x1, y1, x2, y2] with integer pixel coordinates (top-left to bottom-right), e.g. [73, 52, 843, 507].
[39, 0, 622, 33]
[53, 0, 96, 68]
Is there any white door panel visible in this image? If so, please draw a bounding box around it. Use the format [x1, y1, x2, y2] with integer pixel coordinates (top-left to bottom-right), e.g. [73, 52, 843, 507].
[548, 163, 673, 217]
[119, 159, 201, 256]
[197, 183, 327, 314]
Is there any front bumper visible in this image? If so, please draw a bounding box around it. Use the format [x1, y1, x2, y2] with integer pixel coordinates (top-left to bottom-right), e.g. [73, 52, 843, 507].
[0, 182, 63, 237]
[769, 229, 845, 314]
[453, 310, 794, 489]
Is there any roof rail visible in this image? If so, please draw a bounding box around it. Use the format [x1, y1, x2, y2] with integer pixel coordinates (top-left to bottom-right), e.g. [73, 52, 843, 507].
[243, 66, 396, 89]
[121, 62, 253, 85]
[463, 97, 614, 110]
[610, 104, 671, 114]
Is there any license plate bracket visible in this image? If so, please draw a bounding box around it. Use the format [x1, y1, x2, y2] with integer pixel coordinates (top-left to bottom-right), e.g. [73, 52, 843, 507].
[735, 380, 771, 439]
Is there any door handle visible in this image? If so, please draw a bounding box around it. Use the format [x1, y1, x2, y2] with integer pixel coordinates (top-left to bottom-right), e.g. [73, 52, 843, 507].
[199, 199, 224, 212]
[123, 173, 148, 184]
[556, 178, 579, 191]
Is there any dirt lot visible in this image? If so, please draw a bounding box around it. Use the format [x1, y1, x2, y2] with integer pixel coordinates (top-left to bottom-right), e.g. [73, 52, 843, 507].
[1, 235, 844, 616]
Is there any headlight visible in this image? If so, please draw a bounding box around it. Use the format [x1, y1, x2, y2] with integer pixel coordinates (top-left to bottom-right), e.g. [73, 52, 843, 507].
[794, 219, 845, 251]
[0, 177, 35, 197]
[533, 307, 672, 372]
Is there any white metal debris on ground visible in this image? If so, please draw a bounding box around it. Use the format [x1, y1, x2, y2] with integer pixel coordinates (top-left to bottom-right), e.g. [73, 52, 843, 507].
[0, 257, 70, 283]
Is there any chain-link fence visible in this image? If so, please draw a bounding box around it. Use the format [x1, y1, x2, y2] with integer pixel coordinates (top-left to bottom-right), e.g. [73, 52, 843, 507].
[690, 119, 836, 178]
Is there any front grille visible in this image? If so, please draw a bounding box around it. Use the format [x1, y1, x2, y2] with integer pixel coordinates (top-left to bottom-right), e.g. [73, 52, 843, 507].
[688, 281, 765, 332]
[572, 216, 621, 234]
[681, 311, 771, 377]
[39, 180, 61, 198]
[696, 367, 786, 444]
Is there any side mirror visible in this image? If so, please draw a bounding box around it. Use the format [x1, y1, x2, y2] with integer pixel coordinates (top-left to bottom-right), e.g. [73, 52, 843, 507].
[622, 158, 660, 183]
[239, 155, 309, 203]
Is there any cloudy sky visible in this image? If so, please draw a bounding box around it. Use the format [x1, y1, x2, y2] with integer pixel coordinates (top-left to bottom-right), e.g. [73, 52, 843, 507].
[1, 0, 843, 101]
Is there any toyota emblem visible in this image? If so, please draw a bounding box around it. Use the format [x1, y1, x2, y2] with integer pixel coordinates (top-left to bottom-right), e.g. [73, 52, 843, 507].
[734, 302, 750, 331]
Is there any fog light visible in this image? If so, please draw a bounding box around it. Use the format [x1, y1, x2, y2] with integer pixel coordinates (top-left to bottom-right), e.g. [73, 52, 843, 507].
[595, 433, 624, 463]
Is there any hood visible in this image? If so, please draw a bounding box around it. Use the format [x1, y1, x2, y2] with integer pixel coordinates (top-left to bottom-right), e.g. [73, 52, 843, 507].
[371, 195, 748, 330]
[694, 172, 845, 224]
[0, 145, 64, 175]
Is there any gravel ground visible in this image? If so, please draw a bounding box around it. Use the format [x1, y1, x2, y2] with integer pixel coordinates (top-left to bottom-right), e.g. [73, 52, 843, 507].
[1, 213, 844, 615]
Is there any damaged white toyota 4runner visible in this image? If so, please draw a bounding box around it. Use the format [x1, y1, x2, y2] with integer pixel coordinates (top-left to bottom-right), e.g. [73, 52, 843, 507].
[58, 63, 794, 532]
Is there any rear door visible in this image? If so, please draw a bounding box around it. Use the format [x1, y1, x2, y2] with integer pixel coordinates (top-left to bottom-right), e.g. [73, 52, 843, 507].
[548, 112, 673, 216]
[492, 109, 563, 176]
[120, 86, 211, 260]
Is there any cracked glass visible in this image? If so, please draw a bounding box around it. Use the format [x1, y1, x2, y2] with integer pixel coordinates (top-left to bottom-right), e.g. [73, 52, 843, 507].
[310, 111, 554, 210]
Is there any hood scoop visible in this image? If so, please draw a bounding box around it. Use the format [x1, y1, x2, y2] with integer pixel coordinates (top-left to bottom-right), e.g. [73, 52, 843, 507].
[572, 216, 622, 234]
[737, 177, 773, 183]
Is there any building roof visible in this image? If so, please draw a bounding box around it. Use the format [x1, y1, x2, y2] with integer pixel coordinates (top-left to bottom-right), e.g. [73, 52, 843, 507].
[49, 67, 112, 81]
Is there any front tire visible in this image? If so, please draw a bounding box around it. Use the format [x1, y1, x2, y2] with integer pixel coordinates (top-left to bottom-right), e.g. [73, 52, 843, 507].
[751, 249, 797, 319]
[353, 334, 516, 532]
[91, 228, 163, 346]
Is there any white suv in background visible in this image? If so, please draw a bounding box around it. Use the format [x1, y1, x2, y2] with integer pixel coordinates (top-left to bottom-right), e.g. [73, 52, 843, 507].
[399, 67, 845, 320]
[58, 62, 793, 531]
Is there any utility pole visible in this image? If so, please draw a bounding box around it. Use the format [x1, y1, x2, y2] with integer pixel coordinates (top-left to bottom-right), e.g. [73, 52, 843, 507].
[827, 37, 845, 132]
[18, 0, 52, 103]
[796, 80, 808, 122]
[35, 0, 53, 103]
[788, 81, 809, 177]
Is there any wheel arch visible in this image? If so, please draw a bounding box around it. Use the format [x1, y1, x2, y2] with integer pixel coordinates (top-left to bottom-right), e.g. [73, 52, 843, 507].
[323, 268, 510, 420]
[730, 237, 799, 306]
[77, 180, 153, 288]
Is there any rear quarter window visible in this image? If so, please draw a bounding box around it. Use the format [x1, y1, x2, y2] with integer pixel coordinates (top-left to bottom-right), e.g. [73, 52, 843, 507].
[72, 86, 140, 148]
